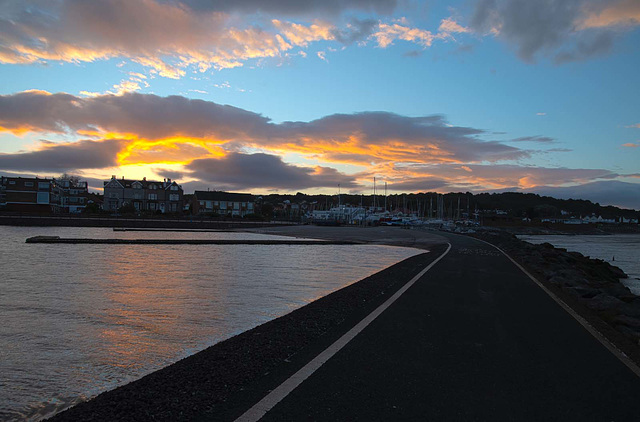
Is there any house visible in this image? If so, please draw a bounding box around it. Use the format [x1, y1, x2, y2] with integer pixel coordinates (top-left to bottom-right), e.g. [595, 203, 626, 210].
[0, 176, 53, 213]
[51, 178, 89, 213]
[103, 176, 184, 213]
[193, 191, 254, 217]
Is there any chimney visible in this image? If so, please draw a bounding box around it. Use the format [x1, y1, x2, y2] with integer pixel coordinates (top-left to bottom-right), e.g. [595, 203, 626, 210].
[143, 177, 146, 181]
[111, 175, 116, 180]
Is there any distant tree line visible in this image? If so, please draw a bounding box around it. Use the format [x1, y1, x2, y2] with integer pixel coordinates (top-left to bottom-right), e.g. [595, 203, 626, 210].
[257, 191, 639, 220]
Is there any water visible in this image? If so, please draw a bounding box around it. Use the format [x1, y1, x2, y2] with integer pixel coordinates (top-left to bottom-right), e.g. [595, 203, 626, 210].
[0, 227, 424, 421]
[517, 234, 640, 295]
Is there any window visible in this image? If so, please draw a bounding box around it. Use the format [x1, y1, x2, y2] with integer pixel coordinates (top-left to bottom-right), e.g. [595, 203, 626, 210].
[170, 185, 179, 191]
[199, 201, 205, 206]
[37, 192, 49, 204]
[248, 203, 254, 210]
[38, 182, 49, 191]
[9, 181, 15, 185]
[148, 193, 157, 200]
[25, 181, 34, 187]
[169, 194, 179, 201]
[220, 202, 227, 209]
[149, 203, 157, 210]
[234, 202, 240, 210]
[149, 184, 157, 190]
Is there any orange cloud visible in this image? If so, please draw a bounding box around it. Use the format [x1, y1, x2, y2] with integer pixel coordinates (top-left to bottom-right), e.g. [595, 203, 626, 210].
[578, 0, 640, 29]
[373, 23, 435, 48]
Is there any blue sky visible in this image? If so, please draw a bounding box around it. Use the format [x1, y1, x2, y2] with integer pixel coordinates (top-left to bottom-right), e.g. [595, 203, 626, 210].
[0, 0, 639, 207]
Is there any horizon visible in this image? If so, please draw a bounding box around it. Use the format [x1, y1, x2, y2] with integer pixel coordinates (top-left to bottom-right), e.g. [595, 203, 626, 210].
[1, 1, 639, 208]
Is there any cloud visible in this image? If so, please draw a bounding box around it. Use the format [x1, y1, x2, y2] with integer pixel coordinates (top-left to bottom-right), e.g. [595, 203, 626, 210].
[387, 177, 451, 192]
[373, 22, 435, 48]
[0, 91, 528, 165]
[154, 168, 186, 181]
[330, 18, 378, 44]
[526, 181, 640, 209]
[469, 0, 638, 63]
[271, 20, 334, 47]
[385, 163, 621, 191]
[438, 18, 470, 34]
[0, 1, 476, 76]
[0, 139, 123, 172]
[578, 0, 640, 29]
[622, 142, 640, 148]
[187, 152, 359, 190]
[536, 112, 547, 116]
[626, 123, 640, 129]
[553, 31, 614, 64]
[181, 0, 397, 16]
[509, 135, 555, 143]
[0, 0, 329, 74]
[2, 90, 632, 196]
[403, 50, 423, 57]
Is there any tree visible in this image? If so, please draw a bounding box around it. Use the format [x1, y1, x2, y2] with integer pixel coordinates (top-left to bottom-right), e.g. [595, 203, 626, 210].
[260, 202, 274, 218]
[58, 173, 82, 187]
[118, 203, 136, 214]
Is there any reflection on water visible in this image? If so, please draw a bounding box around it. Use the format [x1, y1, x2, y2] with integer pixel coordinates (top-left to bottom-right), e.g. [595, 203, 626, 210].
[0, 227, 423, 421]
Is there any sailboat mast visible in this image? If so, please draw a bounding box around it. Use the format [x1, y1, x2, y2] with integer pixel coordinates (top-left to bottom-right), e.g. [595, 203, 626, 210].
[384, 182, 387, 212]
[373, 177, 376, 210]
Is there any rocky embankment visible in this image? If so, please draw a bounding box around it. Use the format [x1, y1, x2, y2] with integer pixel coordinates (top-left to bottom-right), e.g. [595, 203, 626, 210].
[469, 230, 640, 355]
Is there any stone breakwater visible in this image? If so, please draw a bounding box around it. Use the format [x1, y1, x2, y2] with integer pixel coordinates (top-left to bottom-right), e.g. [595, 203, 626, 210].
[469, 230, 640, 358]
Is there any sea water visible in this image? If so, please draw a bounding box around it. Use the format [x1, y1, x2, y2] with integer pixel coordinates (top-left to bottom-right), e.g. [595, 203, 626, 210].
[0, 226, 423, 421]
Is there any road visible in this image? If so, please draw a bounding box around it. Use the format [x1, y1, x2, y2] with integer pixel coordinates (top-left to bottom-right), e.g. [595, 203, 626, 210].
[238, 228, 640, 421]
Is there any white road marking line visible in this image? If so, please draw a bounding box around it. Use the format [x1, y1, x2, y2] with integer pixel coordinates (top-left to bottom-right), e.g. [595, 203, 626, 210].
[234, 243, 452, 422]
[473, 236, 640, 379]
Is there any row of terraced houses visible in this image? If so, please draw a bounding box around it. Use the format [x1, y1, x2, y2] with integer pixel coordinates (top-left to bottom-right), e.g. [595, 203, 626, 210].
[1, 174, 255, 217]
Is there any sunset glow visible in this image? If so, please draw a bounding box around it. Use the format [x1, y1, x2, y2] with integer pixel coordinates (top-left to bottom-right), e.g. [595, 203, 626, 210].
[0, 0, 639, 207]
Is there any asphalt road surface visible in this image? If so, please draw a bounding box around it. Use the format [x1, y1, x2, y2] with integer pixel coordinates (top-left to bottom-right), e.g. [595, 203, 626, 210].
[243, 229, 640, 421]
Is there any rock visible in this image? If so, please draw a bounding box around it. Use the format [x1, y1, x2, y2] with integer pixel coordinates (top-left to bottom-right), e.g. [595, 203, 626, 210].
[616, 325, 640, 340]
[620, 302, 640, 318]
[601, 283, 637, 302]
[565, 286, 601, 299]
[613, 315, 640, 329]
[585, 294, 625, 312]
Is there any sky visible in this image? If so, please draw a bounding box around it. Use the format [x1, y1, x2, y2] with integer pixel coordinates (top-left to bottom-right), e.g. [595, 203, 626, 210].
[0, 0, 639, 208]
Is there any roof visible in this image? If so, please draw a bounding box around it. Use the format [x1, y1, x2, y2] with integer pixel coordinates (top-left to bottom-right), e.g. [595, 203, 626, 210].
[104, 177, 182, 190]
[194, 190, 254, 202]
